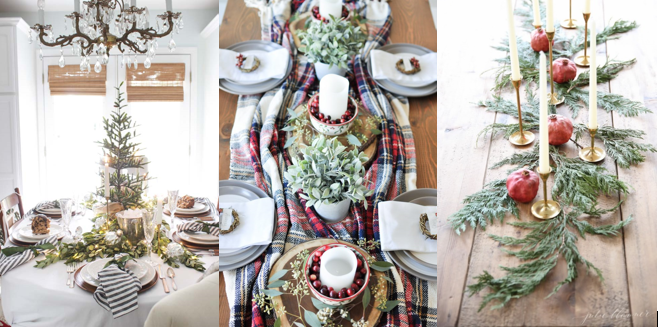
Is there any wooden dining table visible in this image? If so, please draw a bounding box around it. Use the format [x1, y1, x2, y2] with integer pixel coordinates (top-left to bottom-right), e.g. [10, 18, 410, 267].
[437, 0, 656, 326]
[218, 0, 437, 324]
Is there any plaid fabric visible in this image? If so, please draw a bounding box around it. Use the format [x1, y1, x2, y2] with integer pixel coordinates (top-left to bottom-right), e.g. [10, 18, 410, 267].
[226, 1, 436, 326]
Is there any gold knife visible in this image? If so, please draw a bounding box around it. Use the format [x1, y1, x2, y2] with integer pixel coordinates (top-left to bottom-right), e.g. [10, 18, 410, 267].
[158, 264, 170, 293]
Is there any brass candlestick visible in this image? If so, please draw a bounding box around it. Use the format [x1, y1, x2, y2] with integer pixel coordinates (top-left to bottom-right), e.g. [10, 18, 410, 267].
[533, 23, 542, 29]
[579, 127, 606, 162]
[509, 77, 535, 146]
[545, 30, 564, 105]
[531, 167, 561, 219]
[575, 13, 591, 67]
[560, 0, 578, 29]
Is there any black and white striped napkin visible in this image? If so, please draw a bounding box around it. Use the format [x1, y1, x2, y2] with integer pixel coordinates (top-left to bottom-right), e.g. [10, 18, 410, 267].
[0, 235, 58, 276]
[177, 221, 220, 237]
[92, 259, 142, 318]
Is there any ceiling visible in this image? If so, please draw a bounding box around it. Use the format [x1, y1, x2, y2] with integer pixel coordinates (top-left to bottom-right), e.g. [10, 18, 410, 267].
[0, 0, 218, 12]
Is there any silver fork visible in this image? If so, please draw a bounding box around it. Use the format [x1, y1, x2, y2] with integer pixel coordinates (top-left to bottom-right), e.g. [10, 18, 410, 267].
[66, 264, 74, 287]
[69, 263, 77, 288]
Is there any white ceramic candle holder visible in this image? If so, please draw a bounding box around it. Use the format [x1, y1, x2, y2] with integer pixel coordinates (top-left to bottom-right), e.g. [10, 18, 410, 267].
[319, 74, 349, 119]
[319, 247, 357, 291]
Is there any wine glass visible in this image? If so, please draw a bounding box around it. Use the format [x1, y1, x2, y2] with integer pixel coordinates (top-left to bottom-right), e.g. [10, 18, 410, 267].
[141, 209, 156, 265]
[167, 190, 179, 219]
[59, 198, 73, 238]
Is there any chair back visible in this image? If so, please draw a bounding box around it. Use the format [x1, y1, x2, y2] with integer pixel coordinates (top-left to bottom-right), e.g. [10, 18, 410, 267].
[0, 188, 25, 245]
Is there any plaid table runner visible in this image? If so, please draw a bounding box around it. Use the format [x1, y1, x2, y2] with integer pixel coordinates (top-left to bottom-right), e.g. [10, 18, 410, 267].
[226, 1, 436, 326]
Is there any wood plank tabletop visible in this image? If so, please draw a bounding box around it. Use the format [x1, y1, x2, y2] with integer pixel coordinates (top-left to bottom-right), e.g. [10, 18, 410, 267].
[437, 0, 656, 326]
[218, 0, 437, 325]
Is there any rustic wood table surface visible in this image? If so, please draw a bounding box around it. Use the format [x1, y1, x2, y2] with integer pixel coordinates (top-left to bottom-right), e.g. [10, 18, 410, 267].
[218, 0, 437, 324]
[437, 0, 656, 326]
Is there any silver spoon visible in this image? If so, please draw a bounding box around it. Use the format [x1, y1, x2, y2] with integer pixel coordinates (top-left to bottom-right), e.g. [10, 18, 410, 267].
[167, 267, 177, 291]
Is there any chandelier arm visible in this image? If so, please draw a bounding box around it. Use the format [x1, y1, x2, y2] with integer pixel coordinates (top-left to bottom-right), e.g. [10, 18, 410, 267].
[123, 38, 148, 54]
[115, 12, 176, 46]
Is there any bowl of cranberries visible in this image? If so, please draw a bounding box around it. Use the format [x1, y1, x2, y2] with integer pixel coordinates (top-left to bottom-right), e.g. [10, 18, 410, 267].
[307, 93, 359, 136]
[304, 243, 371, 306]
[311, 5, 351, 23]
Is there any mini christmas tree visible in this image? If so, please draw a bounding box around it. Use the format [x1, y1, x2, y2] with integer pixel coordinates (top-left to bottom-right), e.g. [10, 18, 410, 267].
[98, 82, 151, 209]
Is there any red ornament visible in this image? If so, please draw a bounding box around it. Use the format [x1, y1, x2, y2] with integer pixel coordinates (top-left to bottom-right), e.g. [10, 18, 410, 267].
[410, 57, 421, 69]
[530, 28, 553, 52]
[506, 168, 540, 203]
[547, 114, 573, 146]
[552, 58, 578, 84]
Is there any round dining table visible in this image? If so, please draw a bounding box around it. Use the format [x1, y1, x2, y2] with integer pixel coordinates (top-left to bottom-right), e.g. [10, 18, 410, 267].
[1, 210, 218, 327]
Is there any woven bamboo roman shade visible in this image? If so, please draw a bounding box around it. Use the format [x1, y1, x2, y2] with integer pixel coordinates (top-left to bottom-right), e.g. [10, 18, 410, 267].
[48, 65, 107, 96]
[126, 63, 185, 102]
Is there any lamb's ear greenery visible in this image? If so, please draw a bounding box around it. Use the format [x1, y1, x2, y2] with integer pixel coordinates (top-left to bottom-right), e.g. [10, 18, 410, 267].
[297, 16, 367, 69]
[285, 135, 373, 208]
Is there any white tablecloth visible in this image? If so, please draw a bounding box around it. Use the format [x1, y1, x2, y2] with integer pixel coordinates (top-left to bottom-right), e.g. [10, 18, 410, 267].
[1, 212, 219, 327]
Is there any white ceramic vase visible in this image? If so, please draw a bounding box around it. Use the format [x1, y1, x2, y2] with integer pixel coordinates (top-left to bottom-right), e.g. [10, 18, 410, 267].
[314, 62, 347, 80]
[314, 198, 351, 222]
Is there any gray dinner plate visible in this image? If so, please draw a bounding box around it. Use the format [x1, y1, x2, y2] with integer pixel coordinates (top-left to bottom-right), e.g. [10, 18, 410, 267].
[218, 40, 293, 95]
[215, 180, 274, 271]
[385, 188, 438, 281]
[366, 43, 437, 97]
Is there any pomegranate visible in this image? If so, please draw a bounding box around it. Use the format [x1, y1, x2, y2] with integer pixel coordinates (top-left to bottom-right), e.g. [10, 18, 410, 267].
[506, 169, 540, 203]
[530, 28, 553, 52]
[552, 58, 578, 84]
[547, 114, 573, 145]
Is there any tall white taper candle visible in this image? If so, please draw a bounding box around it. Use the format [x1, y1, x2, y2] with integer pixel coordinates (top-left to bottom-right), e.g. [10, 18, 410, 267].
[104, 156, 111, 198]
[546, 0, 554, 32]
[588, 21, 597, 129]
[506, 0, 521, 80]
[584, 0, 591, 13]
[539, 52, 550, 174]
[532, 0, 541, 26]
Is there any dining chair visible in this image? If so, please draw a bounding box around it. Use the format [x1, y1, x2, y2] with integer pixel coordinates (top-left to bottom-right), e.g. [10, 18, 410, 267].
[0, 188, 25, 247]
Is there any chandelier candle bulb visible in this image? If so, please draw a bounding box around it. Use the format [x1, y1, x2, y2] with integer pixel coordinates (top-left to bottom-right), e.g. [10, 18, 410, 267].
[539, 51, 550, 174]
[506, 0, 521, 81]
[74, 0, 80, 13]
[546, 0, 554, 32]
[104, 156, 110, 198]
[131, 0, 136, 7]
[588, 21, 597, 129]
[166, 0, 172, 12]
[532, 0, 541, 27]
[319, 0, 342, 20]
[318, 74, 349, 120]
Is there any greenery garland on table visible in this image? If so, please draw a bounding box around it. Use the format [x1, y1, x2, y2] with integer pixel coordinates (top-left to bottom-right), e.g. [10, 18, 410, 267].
[448, 0, 653, 311]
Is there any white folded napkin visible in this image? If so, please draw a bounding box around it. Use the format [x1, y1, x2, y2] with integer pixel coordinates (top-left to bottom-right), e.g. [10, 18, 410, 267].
[218, 48, 289, 83]
[378, 201, 437, 252]
[366, 0, 390, 21]
[370, 50, 437, 85]
[216, 198, 275, 250]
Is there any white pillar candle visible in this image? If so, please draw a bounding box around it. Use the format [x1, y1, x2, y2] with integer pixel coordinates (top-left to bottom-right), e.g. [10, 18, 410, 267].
[319, 74, 349, 120]
[532, 0, 541, 26]
[166, 0, 172, 12]
[506, 0, 521, 81]
[588, 21, 597, 129]
[104, 156, 111, 198]
[546, 0, 554, 32]
[74, 0, 80, 13]
[584, 0, 591, 13]
[318, 247, 357, 291]
[319, 0, 342, 19]
[539, 52, 550, 174]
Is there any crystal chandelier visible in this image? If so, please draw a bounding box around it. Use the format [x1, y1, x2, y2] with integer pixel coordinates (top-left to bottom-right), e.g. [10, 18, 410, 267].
[30, 0, 183, 72]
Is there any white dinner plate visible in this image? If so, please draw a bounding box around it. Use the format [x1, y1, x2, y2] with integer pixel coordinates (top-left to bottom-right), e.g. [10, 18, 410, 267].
[179, 231, 219, 245]
[225, 50, 273, 85]
[18, 225, 64, 240]
[407, 251, 437, 266]
[381, 52, 436, 88]
[82, 262, 155, 287]
[185, 231, 220, 242]
[85, 258, 149, 281]
[176, 203, 209, 213]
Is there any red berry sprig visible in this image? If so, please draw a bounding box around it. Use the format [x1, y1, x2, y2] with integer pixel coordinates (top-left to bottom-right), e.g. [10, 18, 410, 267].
[235, 54, 245, 68]
[410, 57, 421, 69]
[308, 245, 367, 300]
[309, 95, 355, 125]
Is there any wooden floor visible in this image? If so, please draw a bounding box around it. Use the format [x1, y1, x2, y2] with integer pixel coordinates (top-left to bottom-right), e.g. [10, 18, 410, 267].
[436, 0, 657, 326]
[218, 0, 437, 325]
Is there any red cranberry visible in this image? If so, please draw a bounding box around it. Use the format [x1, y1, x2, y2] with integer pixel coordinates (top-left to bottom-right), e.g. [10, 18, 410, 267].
[329, 290, 338, 298]
[310, 274, 317, 281]
[356, 259, 362, 268]
[312, 255, 319, 262]
[312, 280, 322, 289]
[326, 115, 331, 120]
[318, 113, 324, 119]
[346, 288, 355, 296]
[312, 265, 320, 273]
[341, 287, 348, 293]
[317, 246, 327, 252]
[355, 279, 364, 287]
[351, 283, 358, 290]
[338, 290, 347, 298]
[320, 288, 329, 296]
[354, 272, 362, 279]
[360, 268, 367, 275]
[328, 287, 334, 292]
